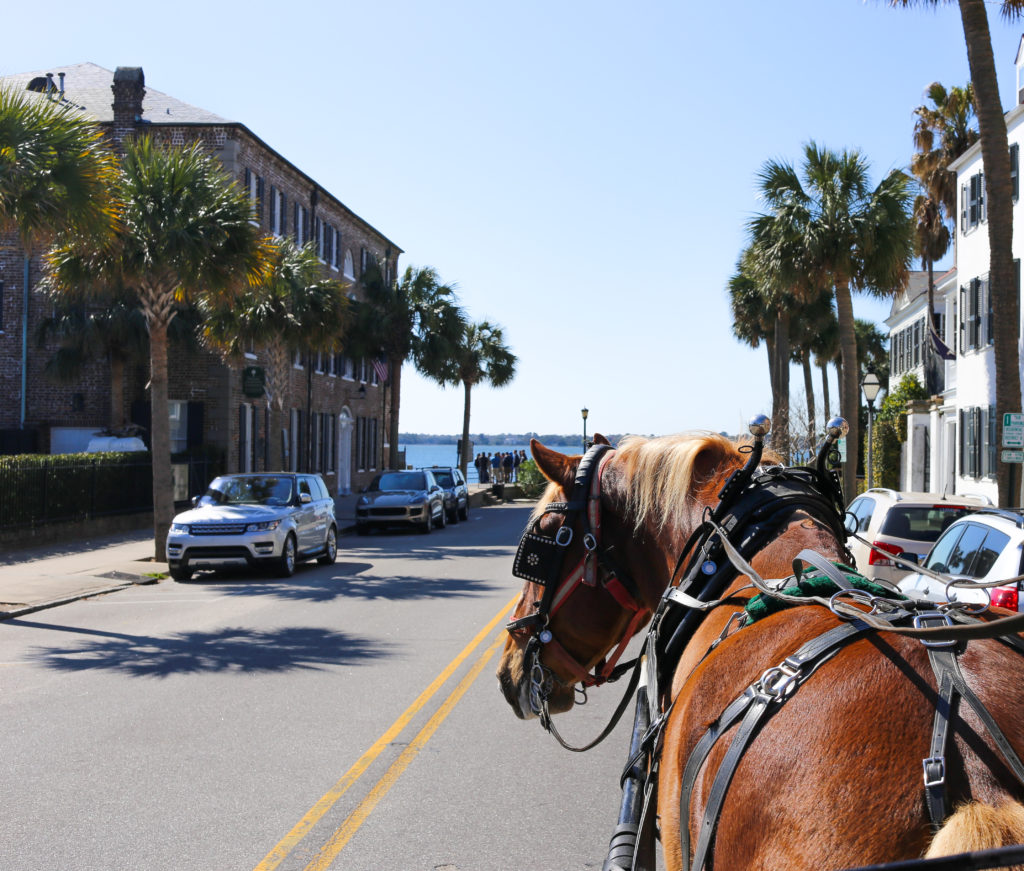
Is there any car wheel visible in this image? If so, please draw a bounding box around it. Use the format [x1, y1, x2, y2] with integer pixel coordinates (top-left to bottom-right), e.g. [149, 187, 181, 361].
[169, 564, 192, 582]
[420, 511, 432, 534]
[436, 504, 447, 529]
[459, 502, 469, 521]
[276, 534, 297, 577]
[317, 526, 338, 565]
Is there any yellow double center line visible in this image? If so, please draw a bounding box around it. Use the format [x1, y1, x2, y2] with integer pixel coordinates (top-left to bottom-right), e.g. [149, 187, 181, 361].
[254, 593, 518, 871]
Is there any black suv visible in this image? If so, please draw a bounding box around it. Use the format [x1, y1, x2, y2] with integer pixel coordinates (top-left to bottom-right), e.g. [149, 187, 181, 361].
[422, 466, 469, 524]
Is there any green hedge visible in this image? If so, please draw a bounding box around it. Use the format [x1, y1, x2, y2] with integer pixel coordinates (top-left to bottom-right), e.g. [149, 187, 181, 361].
[516, 459, 549, 499]
[0, 452, 153, 528]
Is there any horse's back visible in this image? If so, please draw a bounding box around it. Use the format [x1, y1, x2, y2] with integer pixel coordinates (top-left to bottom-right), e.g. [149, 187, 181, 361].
[660, 606, 1024, 871]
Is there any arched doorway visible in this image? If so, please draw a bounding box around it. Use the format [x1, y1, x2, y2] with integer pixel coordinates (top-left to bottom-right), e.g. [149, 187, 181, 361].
[337, 407, 354, 494]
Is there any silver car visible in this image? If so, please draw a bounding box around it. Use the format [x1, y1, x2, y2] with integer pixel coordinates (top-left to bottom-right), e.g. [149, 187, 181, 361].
[355, 469, 445, 534]
[166, 473, 337, 581]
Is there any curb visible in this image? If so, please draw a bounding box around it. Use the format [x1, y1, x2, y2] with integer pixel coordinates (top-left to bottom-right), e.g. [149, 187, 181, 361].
[0, 575, 160, 622]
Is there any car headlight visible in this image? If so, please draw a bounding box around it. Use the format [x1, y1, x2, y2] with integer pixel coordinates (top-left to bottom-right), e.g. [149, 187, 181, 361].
[358, 496, 369, 505]
[247, 519, 283, 532]
[410, 494, 427, 504]
[170, 522, 190, 533]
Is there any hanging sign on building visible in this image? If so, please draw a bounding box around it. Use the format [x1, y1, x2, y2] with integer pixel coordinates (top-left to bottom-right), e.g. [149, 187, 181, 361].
[242, 366, 266, 399]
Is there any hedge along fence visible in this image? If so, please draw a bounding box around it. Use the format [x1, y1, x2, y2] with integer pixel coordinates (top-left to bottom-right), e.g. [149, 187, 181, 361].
[0, 452, 153, 530]
[863, 374, 929, 492]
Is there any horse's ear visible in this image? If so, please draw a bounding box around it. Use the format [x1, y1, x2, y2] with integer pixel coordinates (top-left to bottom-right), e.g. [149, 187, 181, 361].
[530, 439, 574, 487]
[593, 433, 611, 446]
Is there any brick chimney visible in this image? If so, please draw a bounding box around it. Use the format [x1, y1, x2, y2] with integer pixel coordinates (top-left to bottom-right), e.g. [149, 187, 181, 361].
[111, 66, 145, 144]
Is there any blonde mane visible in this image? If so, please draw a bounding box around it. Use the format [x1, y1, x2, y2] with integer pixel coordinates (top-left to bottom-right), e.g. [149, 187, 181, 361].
[530, 432, 753, 534]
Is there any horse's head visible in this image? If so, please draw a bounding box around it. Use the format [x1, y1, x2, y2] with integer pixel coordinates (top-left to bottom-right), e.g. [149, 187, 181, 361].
[496, 431, 751, 720]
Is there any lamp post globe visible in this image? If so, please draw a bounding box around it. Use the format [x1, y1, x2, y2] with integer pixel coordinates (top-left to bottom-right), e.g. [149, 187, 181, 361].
[861, 370, 881, 489]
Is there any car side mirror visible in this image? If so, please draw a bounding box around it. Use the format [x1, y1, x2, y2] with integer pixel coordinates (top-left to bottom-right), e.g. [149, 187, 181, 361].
[300, 492, 312, 504]
[191, 495, 200, 508]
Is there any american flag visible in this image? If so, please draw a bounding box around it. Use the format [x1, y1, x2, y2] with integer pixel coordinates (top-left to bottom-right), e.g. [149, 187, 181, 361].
[372, 357, 389, 383]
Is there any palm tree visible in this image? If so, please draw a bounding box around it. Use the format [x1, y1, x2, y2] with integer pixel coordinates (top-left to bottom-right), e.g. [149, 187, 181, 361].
[894, 0, 1024, 505]
[45, 136, 272, 558]
[200, 239, 349, 469]
[35, 288, 202, 430]
[0, 86, 119, 428]
[433, 321, 517, 478]
[352, 260, 465, 468]
[754, 144, 914, 498]
[911, 82, 976, 341]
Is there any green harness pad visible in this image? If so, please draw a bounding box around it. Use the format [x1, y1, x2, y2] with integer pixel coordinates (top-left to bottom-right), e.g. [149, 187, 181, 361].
[744, 564, 903, 624]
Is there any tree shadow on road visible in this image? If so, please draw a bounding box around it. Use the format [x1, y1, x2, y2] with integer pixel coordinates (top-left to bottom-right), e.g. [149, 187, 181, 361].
[204, 559, 501, 603]
[13, 618, 389, 678]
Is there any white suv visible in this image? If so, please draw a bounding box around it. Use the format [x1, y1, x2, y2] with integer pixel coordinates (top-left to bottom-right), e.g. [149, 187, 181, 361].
[898, 508, 1024, 610]
[845, 489, 991, 584]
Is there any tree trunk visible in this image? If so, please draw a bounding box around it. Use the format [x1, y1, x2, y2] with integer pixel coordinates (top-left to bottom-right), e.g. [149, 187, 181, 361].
[835, 280, 859, 501]
[460, 380, 473, 479]
[803, 352, 816, 455]
[820, 360, 831, 423]
[388, 359, 402, 469]
[959, 0, 1020, 507]
[771, 310, 791, 463]
[147, 313, 174, 561]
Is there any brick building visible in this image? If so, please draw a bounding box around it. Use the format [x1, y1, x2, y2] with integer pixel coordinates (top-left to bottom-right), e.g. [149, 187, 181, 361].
[0, 62, 401, 496]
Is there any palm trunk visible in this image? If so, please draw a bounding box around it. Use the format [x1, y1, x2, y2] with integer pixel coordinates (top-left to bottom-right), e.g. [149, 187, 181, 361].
[148, 314, 174, 561]
[835, 280, 859, 501]
[959, 0, 1020, 507]
[820, 360, 831, 423]
[802, 352, 815, 454]
[388, 359, 402, 469]
[460, 380, 472, 479]
[772, 310, 791, 463]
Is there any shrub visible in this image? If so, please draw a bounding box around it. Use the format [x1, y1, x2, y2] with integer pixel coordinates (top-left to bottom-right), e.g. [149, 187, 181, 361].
[516, 459, 549, 499]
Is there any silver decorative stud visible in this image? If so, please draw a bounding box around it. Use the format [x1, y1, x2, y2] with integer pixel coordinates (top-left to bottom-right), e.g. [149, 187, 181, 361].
[748, 414, 772, 437]
[826, 417, 849, 439]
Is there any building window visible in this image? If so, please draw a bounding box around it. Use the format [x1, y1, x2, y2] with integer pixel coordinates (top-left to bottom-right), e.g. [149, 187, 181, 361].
[293, 349, 304, 369]
[244, 168, 264, 226]
[269, 187, 286, 237]
[960, 276, 990, 352]
[294, 203, 309, 246]
[355, 415, 379, 471]
[960, 405, 996, 479]
[343, 250, 355, 281]
[169, 401, 188, 453]
[961, 171, 986, 232]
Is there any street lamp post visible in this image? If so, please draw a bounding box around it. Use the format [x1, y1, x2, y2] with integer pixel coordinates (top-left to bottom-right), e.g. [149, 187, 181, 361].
[581, 407, 589, 454]
[861, 369, 881, 489]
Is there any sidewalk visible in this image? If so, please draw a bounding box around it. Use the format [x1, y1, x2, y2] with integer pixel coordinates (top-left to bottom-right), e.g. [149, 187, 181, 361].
[0, 488, 504, 620]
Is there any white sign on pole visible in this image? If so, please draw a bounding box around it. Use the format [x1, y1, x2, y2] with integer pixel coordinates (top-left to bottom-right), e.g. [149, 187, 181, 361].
[836, 437, 846, 463]
[1004, 413, 1024, 448]
[1002, 450, 1024, 464]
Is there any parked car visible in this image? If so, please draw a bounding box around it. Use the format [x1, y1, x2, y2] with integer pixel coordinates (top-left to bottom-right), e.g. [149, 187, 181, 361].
[355, 469, 446, 535]
[844, 488, 991, 584]
[166, 473, 337, 582]
[898, 508, 1024, 610]
[422, 466, 469, 524]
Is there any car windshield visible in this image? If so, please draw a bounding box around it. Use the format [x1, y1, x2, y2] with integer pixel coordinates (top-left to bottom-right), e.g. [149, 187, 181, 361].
[202, 476, 293, 506]
[372, 472, 426, 491]
[879, 505, 975, 544]
[432, 470, 454, 487]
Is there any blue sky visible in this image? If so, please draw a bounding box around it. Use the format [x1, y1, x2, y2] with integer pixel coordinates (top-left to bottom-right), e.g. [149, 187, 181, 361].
[6, 1, 1024, 438]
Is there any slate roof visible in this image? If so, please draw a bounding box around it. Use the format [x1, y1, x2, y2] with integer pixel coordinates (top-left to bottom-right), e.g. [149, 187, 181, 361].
[0, 62, 230, 125]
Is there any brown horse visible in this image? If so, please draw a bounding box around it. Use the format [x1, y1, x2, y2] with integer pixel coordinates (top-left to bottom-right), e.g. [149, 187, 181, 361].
[497, 431, 1024, 871]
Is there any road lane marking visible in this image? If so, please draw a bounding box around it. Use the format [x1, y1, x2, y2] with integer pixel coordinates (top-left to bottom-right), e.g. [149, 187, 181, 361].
[303, 630, 506, 870]
[253, 594, 517, 871]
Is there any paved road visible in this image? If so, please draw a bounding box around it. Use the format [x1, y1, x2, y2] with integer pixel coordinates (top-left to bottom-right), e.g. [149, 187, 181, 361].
[1, 503, 650, 871]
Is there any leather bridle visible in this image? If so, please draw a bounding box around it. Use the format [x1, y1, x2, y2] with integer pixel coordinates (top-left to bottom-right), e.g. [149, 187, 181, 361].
[507, 444, 651, 713]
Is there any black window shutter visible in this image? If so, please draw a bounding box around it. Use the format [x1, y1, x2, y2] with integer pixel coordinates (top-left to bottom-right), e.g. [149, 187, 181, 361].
[281, 192, 287, 235]
[961, 184, 968, 233]
[186, 401, 204, 449]
[980, 173, 986, 222]
[984, 276, 993, 346]
[1013, 144, 1020, 202]
[269, 185, 277, 231]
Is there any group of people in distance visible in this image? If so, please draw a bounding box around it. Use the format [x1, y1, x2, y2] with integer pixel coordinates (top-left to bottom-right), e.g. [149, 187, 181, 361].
[474, 450, 527, 484]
